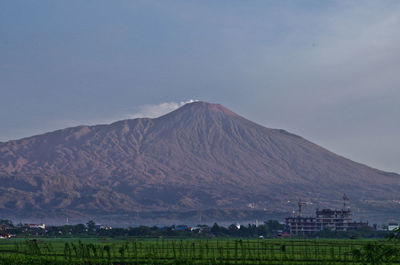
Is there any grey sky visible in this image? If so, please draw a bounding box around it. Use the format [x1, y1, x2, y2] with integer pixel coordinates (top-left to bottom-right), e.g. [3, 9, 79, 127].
[1, 1, 399, 173]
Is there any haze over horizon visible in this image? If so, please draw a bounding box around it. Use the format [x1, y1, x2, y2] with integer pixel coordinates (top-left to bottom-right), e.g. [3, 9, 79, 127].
[1, 0, 400, 173]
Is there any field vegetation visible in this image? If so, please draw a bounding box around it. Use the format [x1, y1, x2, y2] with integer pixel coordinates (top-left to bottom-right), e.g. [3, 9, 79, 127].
[1, 220, 399, 264]
[0, 236, 399, 264]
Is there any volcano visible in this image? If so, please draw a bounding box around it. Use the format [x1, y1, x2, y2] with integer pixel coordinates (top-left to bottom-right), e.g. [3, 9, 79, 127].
[0, 101, 399, 223]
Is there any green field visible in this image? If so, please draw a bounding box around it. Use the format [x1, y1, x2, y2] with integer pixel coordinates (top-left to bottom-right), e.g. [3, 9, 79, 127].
[0, 237, 399, 264]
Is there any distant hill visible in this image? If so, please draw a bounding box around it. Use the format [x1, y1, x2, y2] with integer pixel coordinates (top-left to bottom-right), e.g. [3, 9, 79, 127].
[0, 101, 399, 224]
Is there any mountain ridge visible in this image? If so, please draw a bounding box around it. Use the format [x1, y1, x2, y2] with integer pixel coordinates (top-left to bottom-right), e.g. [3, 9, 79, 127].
[0, 101, 399, 223]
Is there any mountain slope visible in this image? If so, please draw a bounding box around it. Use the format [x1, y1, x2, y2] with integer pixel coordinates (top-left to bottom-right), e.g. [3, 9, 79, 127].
[0, 102, 399, 222]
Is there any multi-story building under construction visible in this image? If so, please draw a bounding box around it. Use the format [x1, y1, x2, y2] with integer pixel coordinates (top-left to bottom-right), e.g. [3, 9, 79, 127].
[285, 196, 369, 235]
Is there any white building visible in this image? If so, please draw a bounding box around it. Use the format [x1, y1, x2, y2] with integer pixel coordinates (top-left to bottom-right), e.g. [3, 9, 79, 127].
[25, 223, 46, 229]
[388, 223, 399, 231]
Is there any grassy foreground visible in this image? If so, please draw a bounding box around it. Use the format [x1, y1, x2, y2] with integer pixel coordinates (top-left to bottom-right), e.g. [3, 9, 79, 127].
[0, 237, 399, 264]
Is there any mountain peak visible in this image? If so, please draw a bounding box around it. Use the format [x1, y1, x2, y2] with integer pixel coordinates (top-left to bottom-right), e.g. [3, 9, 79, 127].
[173, 101, 239, 117]
[1, 100, 399, 223]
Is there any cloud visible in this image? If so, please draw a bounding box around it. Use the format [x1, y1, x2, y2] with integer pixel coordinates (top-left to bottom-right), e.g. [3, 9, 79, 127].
[127, 100, 199, 119]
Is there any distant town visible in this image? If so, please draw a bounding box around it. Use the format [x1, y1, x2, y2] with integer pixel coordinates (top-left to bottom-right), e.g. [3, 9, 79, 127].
[2, 194, 398, 240]
[1, 202, 398, 240]
[1, 219, 398, 240]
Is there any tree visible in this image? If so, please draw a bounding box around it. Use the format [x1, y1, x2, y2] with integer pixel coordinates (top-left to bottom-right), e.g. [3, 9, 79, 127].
[86, 220, 96, 233]
[0, 219, 14, 227]
[211, 223, 227, 236]
[352, 242, 398, 264]
[73, 224, 86, 234]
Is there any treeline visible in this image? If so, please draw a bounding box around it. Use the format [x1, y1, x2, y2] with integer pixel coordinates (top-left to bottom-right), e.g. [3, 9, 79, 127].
[0, 219, 395, 239]
[313, 226, 388, 239]
[80, 221, 283, 238]
[2, 219, 284, 238]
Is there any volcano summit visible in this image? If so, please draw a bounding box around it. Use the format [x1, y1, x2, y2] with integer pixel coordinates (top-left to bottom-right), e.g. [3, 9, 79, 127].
[0, 102, 399, 223]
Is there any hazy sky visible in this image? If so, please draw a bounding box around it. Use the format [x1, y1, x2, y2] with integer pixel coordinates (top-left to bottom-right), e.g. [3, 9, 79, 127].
[1, 1, 399, 173]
